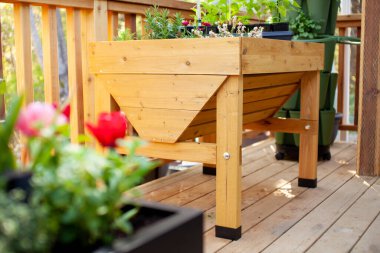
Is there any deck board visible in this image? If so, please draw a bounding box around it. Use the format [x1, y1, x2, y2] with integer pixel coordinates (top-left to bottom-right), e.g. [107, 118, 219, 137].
[137, 139, 378, 253]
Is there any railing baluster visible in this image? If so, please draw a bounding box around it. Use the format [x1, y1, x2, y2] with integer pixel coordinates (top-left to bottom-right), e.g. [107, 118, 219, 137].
[14, 3, 33, 104]
[42, 5, 60, 103]
[108, 11, 118, 40]
[67, 8, 84, 142]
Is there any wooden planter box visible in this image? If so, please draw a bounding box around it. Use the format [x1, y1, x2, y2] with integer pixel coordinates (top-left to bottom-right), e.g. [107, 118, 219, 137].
[89, 37, 324, 240]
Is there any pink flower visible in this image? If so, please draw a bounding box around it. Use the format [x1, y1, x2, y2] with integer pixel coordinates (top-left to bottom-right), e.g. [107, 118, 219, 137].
[182, 20, 190, 26]
[86, 112, 127, 148]
[17, 102, 67, 137]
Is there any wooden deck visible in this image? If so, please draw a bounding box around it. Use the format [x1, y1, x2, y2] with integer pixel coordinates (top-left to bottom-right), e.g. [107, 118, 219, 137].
[138, 139, 380, 253]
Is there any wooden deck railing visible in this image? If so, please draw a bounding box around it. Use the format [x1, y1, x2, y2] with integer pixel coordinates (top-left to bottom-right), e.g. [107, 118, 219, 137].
[336, 14, 362, 132]
[0, 0, 194, 141]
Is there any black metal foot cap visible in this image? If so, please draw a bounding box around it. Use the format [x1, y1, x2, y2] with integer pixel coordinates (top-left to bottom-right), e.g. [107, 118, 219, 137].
[215, 226, 241, 240]
[203, 166, 216, 176]
[298, 178, 317, 188]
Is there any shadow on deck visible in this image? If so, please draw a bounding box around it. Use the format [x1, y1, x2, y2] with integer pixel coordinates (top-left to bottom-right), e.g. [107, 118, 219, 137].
[138, 139, 380, 253]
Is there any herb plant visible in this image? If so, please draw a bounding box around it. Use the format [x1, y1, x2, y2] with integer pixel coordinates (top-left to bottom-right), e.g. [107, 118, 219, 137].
[290, 11, 321, 39]
[144, 6, 186, 39]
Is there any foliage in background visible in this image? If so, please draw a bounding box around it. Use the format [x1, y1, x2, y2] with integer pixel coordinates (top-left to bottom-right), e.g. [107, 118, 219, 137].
[290, 11, 321, 39]
[116, 28, 137, 41]
[198, 0, 248, 24]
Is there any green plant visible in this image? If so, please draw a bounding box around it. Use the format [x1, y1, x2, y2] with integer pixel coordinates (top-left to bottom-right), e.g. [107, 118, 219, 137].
[144, 6, 186, 39]
[116, 28, 136, 41]
[0, 100, 157, 252]
[0, 96, 22, 175]
[290, 11, 321, 39]
[198, 0, 248, 25]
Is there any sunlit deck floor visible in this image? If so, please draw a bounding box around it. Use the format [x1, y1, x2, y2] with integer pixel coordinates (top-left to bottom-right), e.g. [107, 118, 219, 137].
[138, 139, 380, 253]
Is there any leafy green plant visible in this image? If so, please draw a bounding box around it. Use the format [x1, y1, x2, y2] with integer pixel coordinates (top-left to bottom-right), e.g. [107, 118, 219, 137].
[290, 11, 321, 39]
[0, 100, 157, 252]
[0, 96, 22, 175]
[198, 0, 248, 25]
[144, 6, 186, 39]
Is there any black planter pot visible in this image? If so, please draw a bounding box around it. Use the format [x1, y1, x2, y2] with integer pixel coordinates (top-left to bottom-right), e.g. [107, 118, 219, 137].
[182, 22, 292, 40]
[99, 201, 203, 253]
[3, 171, 33, 202]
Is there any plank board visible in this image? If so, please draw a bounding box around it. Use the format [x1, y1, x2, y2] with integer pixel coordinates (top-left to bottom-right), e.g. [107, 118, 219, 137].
[243, 72, 303, 90]
[89, 38, 241, 75]
[241, 38, 324, 74]
[98, 74, 226, 111]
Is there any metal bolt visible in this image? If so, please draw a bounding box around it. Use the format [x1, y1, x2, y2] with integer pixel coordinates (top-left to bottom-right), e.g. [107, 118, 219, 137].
[223, 152, 230, 160]
[305, 124, 311, 130]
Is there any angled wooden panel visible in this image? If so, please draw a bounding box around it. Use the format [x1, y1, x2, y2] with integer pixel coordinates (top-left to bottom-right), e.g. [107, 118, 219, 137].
[241, 38, 324, 74]
[190, 96, 288, 127]
[121, 107, 198, 143]
[243, 83, 299, 103]
[243, 72, 303, 90]
[89, 38, 241, 75]
[98, 74, 227, 110]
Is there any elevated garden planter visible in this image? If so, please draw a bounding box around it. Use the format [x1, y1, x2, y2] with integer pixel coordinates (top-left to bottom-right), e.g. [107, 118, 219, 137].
[89, 37, 324, 240]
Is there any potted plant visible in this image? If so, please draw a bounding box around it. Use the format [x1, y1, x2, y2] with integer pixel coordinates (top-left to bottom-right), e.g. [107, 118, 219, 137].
[0, 97, 203, 253]
[183, 0, 300, 40]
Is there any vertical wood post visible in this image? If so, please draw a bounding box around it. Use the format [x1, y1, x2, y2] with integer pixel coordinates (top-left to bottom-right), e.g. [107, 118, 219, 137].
[42, 5, 60, 104]
[14, 3, 33, 104]
[67, 8, 84, 143]
[298, 71, 320, 188]
[108, 11, 118, 41]
[215, 76, 243, 240]
[357, 0, 380, 176]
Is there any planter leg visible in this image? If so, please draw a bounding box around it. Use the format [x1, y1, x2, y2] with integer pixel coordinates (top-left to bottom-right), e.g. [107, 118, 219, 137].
[299, 71, 320, 188]
[215, 76, 243, 240]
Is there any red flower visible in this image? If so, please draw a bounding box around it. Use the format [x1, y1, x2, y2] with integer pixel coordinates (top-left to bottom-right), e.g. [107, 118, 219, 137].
[182, 20, 190, 26]
[86, 112, 127, 147]
[53, 103, 71, 121]
[202, 22, 211, 27]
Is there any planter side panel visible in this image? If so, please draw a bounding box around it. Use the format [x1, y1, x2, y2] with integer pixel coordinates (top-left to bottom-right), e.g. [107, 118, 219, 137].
[241, 38, 324, 74]
[89, 38, 241, 75]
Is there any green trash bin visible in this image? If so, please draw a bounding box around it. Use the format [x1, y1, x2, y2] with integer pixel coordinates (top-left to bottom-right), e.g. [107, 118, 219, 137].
[283, 89, 300, 111]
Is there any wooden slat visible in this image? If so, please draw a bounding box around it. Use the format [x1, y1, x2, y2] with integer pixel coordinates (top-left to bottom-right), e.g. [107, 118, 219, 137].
[89, 38, 241, 75]
[67, 8, 84, 142]
[243, 107, 278, 124]
[121, 107, 200, 143]
[339, 124, 358, 131]
[336, 14, 362, 28]
[124, 13, 136, 33]
[243, 72, 303, 90]
[114, 0, 194, 11]
[308, 178, 380, 253]
[241, 38, 324, 74]
[357, 0, 380, 176]
[98, 74, 226, 110]
[245, 117, 318, 135]
[42, 5, 59, 103]
[215, 76, 243, 234]
[93, 0, 108, 40]
[2, 0, 93, 9]
[337, 27, 345, 114]
[108, 1, 193, 19]
[243, 83, 298, 104]
[14, 3, 33, 104]
[298, 71, 320, 182]
[117, 138, 217, 165]
[107, 11, 118, 41]
[262, 175, 376, 253]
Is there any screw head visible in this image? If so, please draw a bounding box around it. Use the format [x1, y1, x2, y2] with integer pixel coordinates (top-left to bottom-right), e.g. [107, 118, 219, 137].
[305, 124, 311, 130]
[223, 152, 230, 160]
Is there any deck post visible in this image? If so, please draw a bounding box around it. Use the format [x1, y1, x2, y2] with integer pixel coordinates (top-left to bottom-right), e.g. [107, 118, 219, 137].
[298, 71, 320, 188]
[357, 0, 380, 176]
[215, 76, 243, 240]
